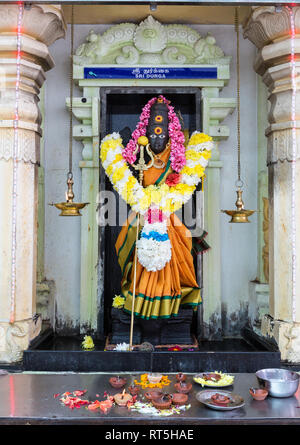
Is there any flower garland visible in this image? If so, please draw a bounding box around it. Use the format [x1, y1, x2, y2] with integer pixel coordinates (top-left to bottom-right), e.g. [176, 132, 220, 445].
[137, 220, 172, 271]
[100, 130, 213, 217]
[100, 130, 213, 271]
[130, 401, 191, 416]
[133, 373, 171, 389]
[122, 95, 186, 172]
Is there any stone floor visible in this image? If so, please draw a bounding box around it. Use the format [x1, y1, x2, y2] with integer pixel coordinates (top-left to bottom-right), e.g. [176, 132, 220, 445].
[0, 371, 300, 425]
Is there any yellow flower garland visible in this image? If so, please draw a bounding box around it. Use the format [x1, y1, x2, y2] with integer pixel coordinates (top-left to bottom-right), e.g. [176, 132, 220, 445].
[100, 131, 213, 216]
[134, 373, 171, 389]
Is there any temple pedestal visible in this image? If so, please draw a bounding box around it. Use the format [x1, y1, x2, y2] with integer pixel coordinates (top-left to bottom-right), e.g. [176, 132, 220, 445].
[110, 308, 195, 346]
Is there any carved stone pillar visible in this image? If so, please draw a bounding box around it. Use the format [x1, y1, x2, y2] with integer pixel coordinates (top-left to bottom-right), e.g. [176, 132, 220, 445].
[0, 4, 66, 363]
[244, 6, 300, 362]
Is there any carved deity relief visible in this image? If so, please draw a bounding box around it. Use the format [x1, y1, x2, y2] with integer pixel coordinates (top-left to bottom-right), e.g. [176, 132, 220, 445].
[74, 15, 226, 66]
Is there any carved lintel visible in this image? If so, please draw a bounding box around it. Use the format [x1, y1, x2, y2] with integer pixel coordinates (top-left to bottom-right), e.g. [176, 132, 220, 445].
[74, 16, 227, 67]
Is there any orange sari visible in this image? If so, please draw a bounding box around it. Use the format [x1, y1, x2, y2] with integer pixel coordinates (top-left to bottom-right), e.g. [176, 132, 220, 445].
[115, 146, 201, 319]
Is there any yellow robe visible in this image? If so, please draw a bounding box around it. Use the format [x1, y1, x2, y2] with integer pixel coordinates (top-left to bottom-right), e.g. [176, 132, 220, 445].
[115, 146, 201, 319]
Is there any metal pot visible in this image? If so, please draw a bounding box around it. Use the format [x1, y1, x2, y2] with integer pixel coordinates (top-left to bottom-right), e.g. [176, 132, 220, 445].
[256, 368, 300, 398]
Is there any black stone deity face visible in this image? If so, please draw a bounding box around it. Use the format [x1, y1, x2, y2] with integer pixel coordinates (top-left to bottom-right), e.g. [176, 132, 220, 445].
[146, 101, 169, 154]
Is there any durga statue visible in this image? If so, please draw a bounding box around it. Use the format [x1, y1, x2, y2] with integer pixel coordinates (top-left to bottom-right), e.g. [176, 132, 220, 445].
[100, 95, 213, 323]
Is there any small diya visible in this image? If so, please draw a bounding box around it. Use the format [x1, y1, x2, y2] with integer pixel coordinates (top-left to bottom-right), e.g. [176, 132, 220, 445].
[176, 372, 187, 382]
[174, 381, 193, 394]
[171, 393, 188, 406]
[210, 393, 231, 406]
[151, 394, 172, 410]
[109, 375, 127, 389]
[249, 387, 268, 401]
[128, 385, 140, 396]
[114, 389, 133, 407]
[147, 373, 162, 384]
[144, 389, 164, 401]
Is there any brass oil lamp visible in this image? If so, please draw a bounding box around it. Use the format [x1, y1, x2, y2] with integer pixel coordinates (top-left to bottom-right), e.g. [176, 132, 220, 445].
[49, 5, 89, 216]
[222, 185, 255, 223]
[222, 7, 255, 223]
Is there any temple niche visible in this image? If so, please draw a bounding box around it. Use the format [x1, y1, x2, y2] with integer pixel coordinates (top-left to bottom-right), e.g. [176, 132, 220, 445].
[42, 14, 261, 351]
[64, 15, 243, 348]
[10, 6, 288, 371]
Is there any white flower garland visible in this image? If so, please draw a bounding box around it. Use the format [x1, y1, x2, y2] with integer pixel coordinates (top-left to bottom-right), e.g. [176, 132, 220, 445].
[100, 131, 213, 271]
[100, 131, 213, 216]
[137, 220, 172, 271]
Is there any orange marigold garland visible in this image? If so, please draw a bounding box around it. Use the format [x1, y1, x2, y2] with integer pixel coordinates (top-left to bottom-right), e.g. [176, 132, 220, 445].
[134, 373, 171, 389]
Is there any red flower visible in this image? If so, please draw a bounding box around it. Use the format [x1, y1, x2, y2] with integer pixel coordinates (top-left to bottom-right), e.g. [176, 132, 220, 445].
[168, 345, 183, 351]
[99, 398, 113, 414]
[165, 173, 181, 187]
[73, 390, 87, 397]
[60, 393, 90, 410]
[88, 400, 101, 411]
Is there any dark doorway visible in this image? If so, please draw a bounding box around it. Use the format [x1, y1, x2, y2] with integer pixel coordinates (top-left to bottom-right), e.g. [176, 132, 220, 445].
[99, 87, 201, 338]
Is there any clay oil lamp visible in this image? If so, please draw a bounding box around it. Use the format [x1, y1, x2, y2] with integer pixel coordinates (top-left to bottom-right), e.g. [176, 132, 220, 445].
[249, 387, 268, 401]
[114, 389, 133, 407]
[171, 393, 188, 406]
[144, 389, 164, 401]
[147, 373, 162, 384]
[151, 394, 172, 410]
[210, 393, 231, 407]
[174, 380, 193, 394]
[128, 385, 140, 396]
[176, 372, 187, 382]
[109, 375, 127, 389]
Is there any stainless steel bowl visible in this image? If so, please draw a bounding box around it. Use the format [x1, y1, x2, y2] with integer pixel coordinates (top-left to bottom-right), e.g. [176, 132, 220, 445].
[256, 368, 300, 398]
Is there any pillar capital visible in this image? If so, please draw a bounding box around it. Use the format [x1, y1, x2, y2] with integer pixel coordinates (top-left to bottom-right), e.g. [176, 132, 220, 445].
[0, 4, 66, 146]
[0, 4, 66, 47]
[244, 6, 300, 77]
[243, 6, 300, 50]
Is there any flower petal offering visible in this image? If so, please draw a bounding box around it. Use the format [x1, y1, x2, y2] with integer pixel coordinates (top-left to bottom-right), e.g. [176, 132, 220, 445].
[193, 371, 234, 387]
[134, 373, 171, 389]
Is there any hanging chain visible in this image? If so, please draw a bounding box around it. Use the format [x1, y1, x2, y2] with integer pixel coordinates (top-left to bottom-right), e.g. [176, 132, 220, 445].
[68, 4, 74, 179]
[235, 7, 242, 187]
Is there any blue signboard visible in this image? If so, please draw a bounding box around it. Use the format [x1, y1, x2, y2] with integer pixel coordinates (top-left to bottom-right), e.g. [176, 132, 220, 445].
[84, 66, 218, 80]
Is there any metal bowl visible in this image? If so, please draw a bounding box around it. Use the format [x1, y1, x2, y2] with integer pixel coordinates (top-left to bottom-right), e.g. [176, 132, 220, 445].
[256, 368, 300, 398]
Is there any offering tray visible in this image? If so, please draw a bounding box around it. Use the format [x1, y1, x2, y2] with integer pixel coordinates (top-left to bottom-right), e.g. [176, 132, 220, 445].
[196, 390, 245, 411]
[193, 372, 234, 387]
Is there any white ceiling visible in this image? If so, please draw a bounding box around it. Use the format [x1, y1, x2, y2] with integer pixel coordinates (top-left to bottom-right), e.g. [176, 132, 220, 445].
[62, 4, 252, 25]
